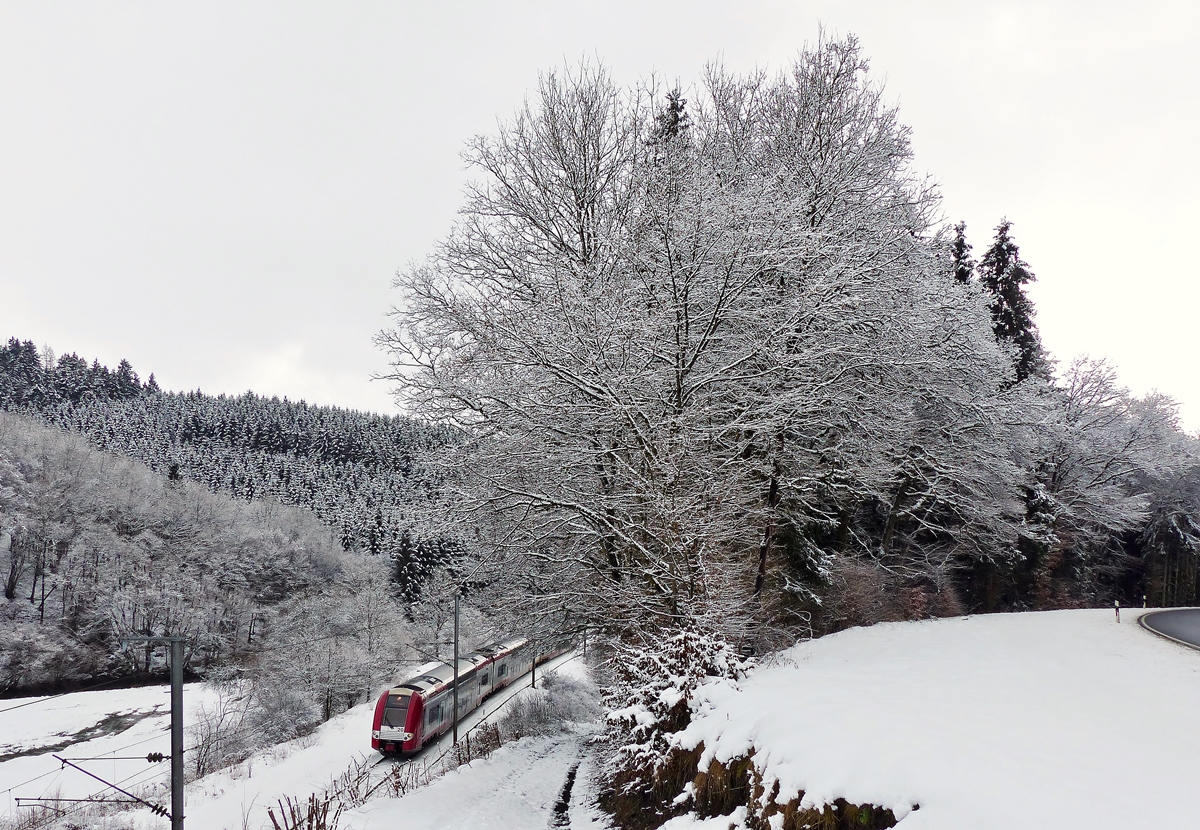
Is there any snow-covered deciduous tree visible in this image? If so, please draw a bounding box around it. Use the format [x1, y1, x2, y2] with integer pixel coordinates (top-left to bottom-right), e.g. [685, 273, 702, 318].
[1021, 358, 1183, 603]
[380, 38, 1030, 641]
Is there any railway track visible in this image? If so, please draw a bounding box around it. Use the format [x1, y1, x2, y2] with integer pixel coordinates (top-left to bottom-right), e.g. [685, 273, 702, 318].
[364, 649, 580, 785]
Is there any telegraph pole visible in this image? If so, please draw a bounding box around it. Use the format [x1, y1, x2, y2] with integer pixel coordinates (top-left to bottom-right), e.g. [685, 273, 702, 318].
[452, 591, 460, 745]
[123, 635, 186, 830]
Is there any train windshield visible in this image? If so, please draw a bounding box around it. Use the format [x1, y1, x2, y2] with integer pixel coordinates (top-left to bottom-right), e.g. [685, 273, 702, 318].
[383, 693, 409, 728]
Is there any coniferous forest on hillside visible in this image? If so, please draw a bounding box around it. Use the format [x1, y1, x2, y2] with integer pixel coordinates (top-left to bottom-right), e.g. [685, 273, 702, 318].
[0, 340, 455, 597]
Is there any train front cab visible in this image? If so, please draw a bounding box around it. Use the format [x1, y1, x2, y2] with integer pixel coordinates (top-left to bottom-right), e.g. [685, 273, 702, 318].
[371, 688, 424, 754]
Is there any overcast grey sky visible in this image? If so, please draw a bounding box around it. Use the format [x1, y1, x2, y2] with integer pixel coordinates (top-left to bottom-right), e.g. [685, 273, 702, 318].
[2, 1, 1197, 426]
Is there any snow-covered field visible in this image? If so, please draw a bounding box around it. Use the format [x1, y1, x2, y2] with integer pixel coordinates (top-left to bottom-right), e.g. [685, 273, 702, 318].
[668, 608, 1200, 830]
[1, 683, 218, 819]
[5, 611, 1197, 830]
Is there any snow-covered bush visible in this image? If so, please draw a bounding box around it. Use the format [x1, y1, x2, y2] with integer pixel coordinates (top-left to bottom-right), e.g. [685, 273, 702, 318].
[600, 625, 748, 828]
[498, 672, 600, 740]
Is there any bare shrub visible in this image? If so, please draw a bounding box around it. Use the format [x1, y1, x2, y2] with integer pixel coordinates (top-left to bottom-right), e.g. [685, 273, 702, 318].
[373, 757, 438, 798]
[817, 558, 905, 632]
[451, 721, 503, 766]
[247, 680, 321, 746]
[324, 754, 377, 810]
[190, 677, 254, 777]
[499, 673, 601, 741]
[266, 794, 343, 830]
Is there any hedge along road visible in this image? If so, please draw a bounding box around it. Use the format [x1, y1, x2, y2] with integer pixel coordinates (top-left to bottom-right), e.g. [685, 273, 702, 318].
[1139, 608, 1200, 650]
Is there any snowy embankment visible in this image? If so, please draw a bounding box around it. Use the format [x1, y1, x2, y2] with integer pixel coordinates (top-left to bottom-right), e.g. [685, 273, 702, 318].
[343, 732, 609, 830]
[667, 608, 1200, 830]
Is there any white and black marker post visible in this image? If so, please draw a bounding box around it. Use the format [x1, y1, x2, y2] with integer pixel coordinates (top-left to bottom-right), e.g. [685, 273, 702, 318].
[1115, 599, 1120, 623]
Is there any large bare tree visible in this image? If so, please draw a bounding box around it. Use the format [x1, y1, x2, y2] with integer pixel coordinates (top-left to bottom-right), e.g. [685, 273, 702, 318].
[380, 39, 1029, 640]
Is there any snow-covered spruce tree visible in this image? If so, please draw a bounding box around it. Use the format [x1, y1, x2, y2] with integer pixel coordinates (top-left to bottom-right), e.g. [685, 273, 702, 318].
[978, 219, 1044, 384]
[379, 39, 1028, 646]
[951, 221, 974, 285]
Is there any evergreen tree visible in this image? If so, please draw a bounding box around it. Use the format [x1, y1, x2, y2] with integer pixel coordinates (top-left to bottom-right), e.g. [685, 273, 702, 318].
[951, 221, 974, 285]
[979, 220, 1043, 383]
[651, 87, 690, 142]
[55, 353, 92, 403]
[114, 358, 142, 399]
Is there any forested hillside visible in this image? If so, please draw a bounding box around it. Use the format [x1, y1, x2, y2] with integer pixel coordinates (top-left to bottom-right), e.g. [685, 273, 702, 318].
[0, 411, 416, 720]
[0, 339, 453, 595]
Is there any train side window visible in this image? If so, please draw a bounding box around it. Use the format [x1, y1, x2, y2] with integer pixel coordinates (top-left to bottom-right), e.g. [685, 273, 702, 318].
[480, 671, 489, 685]
[498, 664, 508, 678]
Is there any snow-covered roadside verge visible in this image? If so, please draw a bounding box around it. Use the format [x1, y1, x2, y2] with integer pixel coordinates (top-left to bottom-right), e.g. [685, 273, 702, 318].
[664, 608, 1200, 830]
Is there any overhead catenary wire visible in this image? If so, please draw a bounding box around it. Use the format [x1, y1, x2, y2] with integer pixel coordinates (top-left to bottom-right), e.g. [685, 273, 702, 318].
[3, 767, 61, 800]
[17, 759, 170, 830]
[5, 725, 171, 803]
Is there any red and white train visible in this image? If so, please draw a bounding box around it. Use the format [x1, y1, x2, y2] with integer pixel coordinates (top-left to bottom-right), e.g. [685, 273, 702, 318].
[370, 637, 538, 755]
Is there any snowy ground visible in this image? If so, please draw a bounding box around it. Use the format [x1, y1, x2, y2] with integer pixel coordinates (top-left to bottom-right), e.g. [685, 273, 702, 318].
[7, 610, 1196, 830]
[343, 730, 611, 830]
[1, 652, 602, 829]
[1, 683, 219, 821]
[668, 608, 1200, 830]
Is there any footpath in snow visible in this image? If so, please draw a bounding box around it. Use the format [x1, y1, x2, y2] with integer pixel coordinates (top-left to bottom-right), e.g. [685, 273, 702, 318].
[667, 608, 1200, 830]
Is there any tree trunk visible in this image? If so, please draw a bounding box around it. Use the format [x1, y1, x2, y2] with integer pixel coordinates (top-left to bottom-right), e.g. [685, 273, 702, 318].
[753, 474, 781, 599]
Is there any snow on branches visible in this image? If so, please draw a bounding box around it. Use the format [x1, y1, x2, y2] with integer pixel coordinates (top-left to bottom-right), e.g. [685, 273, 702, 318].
[379, 35, 1200, 639]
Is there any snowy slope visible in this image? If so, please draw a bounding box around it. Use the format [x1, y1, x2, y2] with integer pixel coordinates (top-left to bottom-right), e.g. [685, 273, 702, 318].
[1, 683, 218, 819]
[669, 608, 1200, 830]
[344, 731, 610, 830]
[1, 655, 594, 829]
[8, 612, 1195, 830]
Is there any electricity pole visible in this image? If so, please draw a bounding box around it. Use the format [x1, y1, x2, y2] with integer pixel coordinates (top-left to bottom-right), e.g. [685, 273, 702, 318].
[452, 591, 460, 745]
[123, 635, 186, 830]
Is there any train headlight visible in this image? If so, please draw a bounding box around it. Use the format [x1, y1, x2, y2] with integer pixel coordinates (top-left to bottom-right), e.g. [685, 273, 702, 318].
[371, 730, 380, 739]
